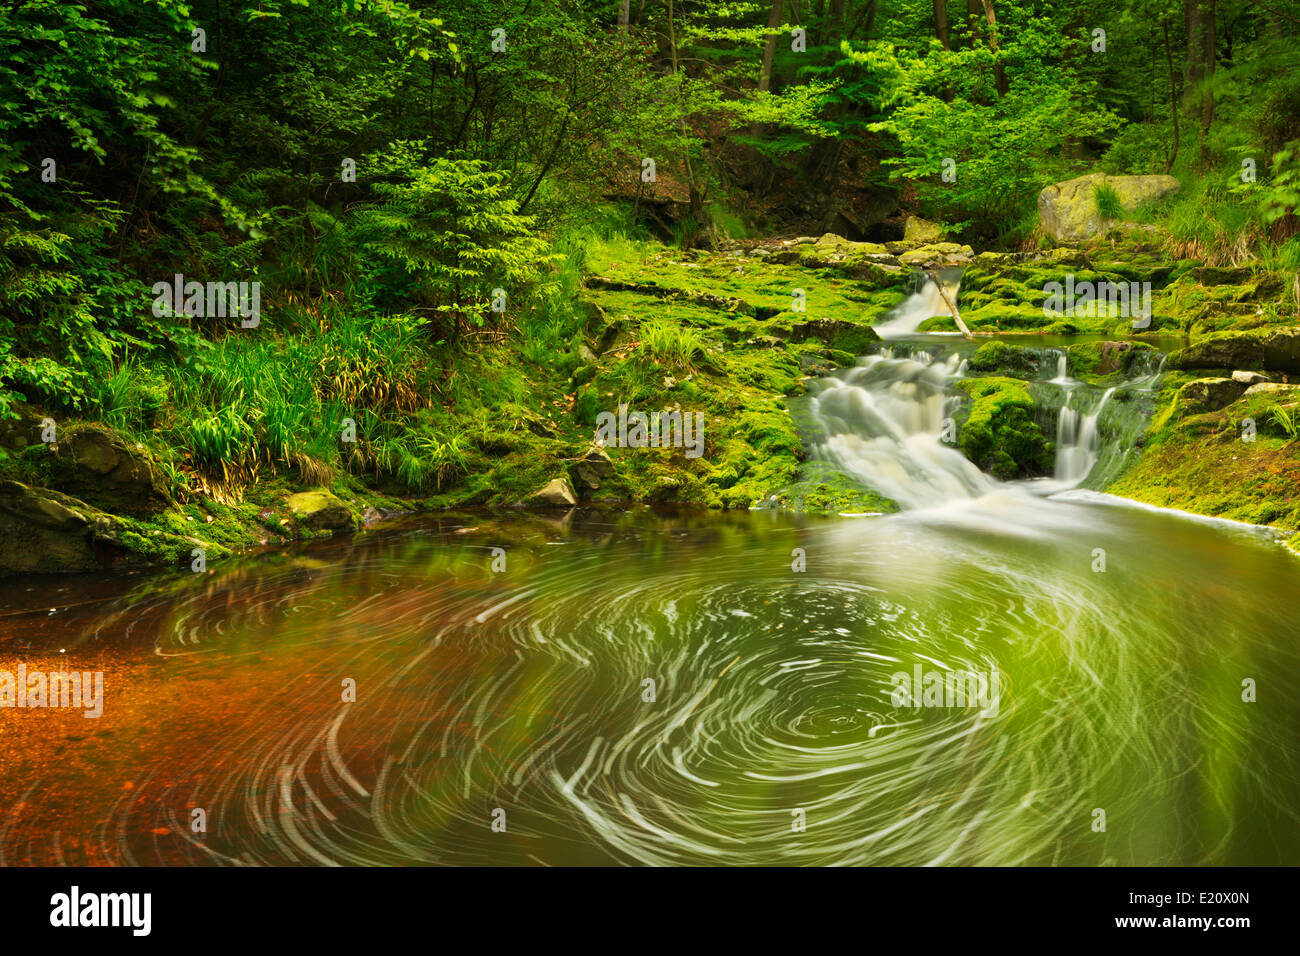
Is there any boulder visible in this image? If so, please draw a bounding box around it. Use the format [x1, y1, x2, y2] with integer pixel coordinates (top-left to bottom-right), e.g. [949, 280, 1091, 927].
[1038, 173, 1180, 242]
[1192, 265, 1253, 286]
[810, 233, 888, 257]
[903, 216, 946, 244]
[50, 425, 171, 515]
[525, 477, 577, 507]
[1243, 382, 1300, 398]
[0, 481, 131, 575]
[1169, 328, 1300, 374]
[286, 490, 356, 532]
[1177, 378, 1247, 412]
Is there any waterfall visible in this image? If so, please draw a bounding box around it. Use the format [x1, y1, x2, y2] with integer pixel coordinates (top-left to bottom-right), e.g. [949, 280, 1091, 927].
[873, 269, 964, 340]
[804, 344, 1159, 513]
[1054, 387, 1116, 486]
[806, 352, 995, 510]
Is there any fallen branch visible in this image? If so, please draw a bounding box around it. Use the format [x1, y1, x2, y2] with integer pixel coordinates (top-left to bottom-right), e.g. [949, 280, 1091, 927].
[926, 268, 974, 340]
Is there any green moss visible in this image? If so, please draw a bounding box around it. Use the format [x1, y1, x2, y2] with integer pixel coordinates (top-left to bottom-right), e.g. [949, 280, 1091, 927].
[969, 341, 1036, 376]
[955, 377, 1053, 479]
[1107, 381, 1300, 532]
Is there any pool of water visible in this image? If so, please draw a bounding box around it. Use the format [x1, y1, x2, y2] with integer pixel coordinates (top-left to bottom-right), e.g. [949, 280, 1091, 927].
[2, 501, 1297, 866]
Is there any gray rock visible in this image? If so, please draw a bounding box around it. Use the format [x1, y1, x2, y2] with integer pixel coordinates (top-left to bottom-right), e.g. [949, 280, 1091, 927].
[1231, 370, 1271, 385]
[1170, 328, 1300, 374]
[51, 425, 171, 514]
[573, 447, 615, 490]
[1177, 378, 1247, 412]
[526, 477, 577, 507]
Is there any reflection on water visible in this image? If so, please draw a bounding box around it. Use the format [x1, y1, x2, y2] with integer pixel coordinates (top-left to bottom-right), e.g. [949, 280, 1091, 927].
[1, 504, 1298, 866]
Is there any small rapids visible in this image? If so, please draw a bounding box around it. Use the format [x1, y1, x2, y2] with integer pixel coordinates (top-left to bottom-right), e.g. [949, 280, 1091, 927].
[805, 340, 1165, 513]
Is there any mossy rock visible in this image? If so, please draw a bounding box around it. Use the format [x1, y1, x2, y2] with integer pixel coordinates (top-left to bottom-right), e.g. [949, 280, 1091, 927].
[286, 489, 357, 532]
[955, 377, 1052, 479]
[1038, 172, 1180, 242]
[47, 424, 172, 516]
[1065, 340, 1158, 379]
[969, 342, 1037, 376]
[1169, 327, 1300, 374]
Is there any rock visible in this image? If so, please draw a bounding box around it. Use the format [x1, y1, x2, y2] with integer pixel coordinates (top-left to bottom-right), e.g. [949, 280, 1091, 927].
[1038, 172, 1180, 242]
[1169, 328, 1300, 374]
[1192, 266, 1253, 286]
[573, 447, 615, 491]
[1231, 370, 1271, 385]
[903, 216, 946, 244]
[1243, 382, 1300, 398]
[525, 477, 577, 507]
[898, 242, 975, 266]
[286, 490, 356, 532]
[0, 480, 88, 532]
[0, 481, 139, 575]
[809, 233, 888, 257]
[784, 319, 879, 355]
[1178, 378, 1247, 412]
[50, 425, 171, 515]
[969, 342, 1036, 375]
[577, 343, 599, 364]
[0, 401, 45, 450]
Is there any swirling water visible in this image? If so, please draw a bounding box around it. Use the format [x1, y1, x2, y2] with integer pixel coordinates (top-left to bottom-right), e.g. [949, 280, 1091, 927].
[1, 499, 1298, 866]
[1, 336, 1297, 866]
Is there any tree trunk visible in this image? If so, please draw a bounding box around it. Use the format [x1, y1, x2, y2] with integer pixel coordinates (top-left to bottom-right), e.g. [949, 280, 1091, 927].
[979, 0, 1009, 96]
[934, 0, 950, 49]
[760, 0, 785, 93]
[1163, 21, 1181, 171]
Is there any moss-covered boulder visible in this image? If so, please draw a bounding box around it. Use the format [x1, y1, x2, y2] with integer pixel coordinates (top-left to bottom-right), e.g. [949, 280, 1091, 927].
[1065, 340, 1158, 378]
[0, 479, 201, 575]
[968, 341, 1037, 376]
[286, 489, 356, 531]
[1176, 378, 1248, 413]
[48, 424, 172, 516]
[1038, 172, 1180, 242]
[1169, 327, 1300, 374]
[903, 216, 947, 244]
[955, 377, 1052, 479]
[899, 242, 975, 266]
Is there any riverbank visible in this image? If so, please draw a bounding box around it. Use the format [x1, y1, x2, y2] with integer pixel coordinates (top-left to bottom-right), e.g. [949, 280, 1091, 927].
[2, 227, 1298, 576]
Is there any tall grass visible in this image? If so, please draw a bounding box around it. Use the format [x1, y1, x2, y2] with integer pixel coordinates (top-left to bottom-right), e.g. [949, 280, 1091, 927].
[640, 319, 707, 372]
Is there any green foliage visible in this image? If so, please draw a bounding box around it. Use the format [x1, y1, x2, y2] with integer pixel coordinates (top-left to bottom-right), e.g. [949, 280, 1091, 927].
[1094, 183, 1125, 221]
[640, 320, 707, 372]
[354, 155, 557, 333]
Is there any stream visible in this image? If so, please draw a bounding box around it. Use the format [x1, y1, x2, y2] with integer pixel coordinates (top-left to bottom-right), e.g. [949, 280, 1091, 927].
[1, 294, 1298, 866]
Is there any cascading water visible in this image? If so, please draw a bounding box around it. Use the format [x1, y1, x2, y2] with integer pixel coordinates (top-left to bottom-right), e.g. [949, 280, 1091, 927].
[872, 268, 964, 340]
[805, 342, 1161, 514]
[1053, 387, 1116, 486]
[806, 350, 993, 509]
